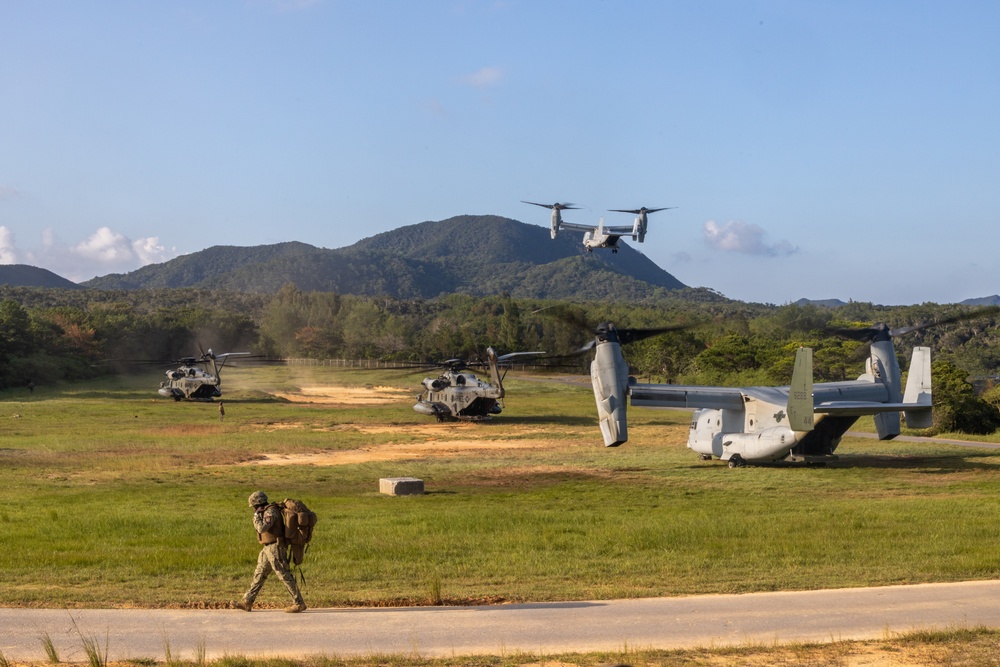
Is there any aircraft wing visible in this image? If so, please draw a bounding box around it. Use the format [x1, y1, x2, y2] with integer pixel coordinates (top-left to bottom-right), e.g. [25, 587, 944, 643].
[804, 379, 928, 415]
[629, 383, 745, 410]
[814, 401, 929, 416]
[558, 222, 600, 233]
[599, 224, 637, 235]
[630, 373, 929, 415]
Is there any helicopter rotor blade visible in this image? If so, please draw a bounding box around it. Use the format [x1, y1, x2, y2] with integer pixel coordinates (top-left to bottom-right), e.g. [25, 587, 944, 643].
[612, 323, 693, 346]
[827, 305, 1000, 342]
[888, 305, 1000, 337]
[521, 200, 580, 211]
[495, 351, 547, 364]
[608, 206, 676, 215]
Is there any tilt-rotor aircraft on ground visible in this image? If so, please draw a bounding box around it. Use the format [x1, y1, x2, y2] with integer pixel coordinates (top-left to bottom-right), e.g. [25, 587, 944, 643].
[522, 201, 674, 253]
[413, 348, 545, 421]
[586, 311, 995, 467]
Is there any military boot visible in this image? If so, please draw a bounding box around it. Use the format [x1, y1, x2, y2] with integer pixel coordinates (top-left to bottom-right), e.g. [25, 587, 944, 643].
[233, 599, 253, 612]
[284, 602, 307, 613]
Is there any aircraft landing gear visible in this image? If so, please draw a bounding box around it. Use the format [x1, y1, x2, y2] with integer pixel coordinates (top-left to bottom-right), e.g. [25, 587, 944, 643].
[727, 454, 746, 468]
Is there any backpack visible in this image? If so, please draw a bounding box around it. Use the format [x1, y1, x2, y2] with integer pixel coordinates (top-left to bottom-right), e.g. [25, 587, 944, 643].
[280, 498, 318, 565]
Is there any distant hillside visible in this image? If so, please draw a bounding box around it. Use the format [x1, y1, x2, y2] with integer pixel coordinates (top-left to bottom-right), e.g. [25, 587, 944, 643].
[81, 242, 321, 290]
[794, 298, 848, 308]
[961, 295, 1000, 306]
[83, 215, 688, 300]
[0, 264, 80, 289]
[796, 296, 1000, 308]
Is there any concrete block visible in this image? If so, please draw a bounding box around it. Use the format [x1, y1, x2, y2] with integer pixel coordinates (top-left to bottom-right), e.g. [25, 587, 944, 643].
[380, 477, 424, 496]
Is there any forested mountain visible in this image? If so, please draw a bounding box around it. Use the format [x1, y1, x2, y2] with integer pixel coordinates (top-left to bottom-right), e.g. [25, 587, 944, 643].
[0, 264, 80, 289]
[81, 216, 687, 300]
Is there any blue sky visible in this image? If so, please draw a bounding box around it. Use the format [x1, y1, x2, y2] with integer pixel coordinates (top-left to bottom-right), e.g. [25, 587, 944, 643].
[1, 1, 997, 305]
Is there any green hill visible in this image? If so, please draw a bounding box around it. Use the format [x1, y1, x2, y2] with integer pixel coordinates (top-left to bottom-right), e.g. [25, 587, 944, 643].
[0, 264, 80, 289]
[82, 215, 687, 300]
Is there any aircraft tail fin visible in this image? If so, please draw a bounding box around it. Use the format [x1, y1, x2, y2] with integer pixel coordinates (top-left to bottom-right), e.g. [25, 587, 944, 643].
[787, 347, 815, 431]
[902, 346, 932, 428]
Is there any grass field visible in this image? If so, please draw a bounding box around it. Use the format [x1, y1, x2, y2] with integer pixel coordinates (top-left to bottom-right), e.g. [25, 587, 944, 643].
[2, 364, 1000, 612]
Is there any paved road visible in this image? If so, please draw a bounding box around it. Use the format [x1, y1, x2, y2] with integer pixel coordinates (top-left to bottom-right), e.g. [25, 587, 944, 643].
[3, 581, 1000, 662]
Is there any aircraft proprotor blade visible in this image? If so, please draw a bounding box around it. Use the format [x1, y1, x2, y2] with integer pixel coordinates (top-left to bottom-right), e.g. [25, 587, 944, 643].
[787, 347, 815, 432]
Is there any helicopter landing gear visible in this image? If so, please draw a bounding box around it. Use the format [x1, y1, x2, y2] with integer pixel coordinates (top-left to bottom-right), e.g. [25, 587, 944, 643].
[727, 454, 746, 469]
[699, 453, 712, 461]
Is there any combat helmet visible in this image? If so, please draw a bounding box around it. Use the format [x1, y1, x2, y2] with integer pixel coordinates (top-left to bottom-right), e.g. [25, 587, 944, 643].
[248, 490, 268, 507]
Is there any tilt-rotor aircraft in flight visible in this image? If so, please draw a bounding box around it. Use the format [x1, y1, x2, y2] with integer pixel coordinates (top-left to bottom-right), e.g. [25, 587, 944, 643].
[522, 201, 674, 253]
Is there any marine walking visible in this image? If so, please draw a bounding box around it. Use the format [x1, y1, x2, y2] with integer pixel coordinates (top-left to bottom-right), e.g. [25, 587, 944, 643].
[235, 490, 307, 613]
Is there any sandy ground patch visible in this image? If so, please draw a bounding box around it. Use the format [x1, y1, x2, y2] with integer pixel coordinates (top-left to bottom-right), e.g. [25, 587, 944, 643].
[245, 437, 573, 466]
[271, 384, 413, 405]
[245, 420, 686, 465]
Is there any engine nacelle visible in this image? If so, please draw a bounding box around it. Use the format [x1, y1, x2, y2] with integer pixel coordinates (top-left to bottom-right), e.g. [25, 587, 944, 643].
[591, 339, 631, 447]
[633, 219, 645, 243]
[422, 378, 448, 391]
[550, 206, 562, 239]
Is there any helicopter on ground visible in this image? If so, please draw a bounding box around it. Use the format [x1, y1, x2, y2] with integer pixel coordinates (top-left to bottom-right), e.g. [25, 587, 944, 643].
[413, 348, 544, 421]
[158, 349, 251, 401]
[584, 309, 998, 467]
[522, 201, 674, 253]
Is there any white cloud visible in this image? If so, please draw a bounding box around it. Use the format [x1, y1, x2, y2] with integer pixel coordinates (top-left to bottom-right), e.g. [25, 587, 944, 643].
[0, 227, 20, 264]
[132, 236, 175, 265]
[461, 66, 504, 88]
[74, 227, 136, 263]
[703, 220, 798, 257]
[1, 226, 178, 282]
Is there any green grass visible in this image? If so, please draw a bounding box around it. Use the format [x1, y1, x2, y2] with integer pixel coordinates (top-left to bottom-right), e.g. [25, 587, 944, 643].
[2, 366, 1000, 609]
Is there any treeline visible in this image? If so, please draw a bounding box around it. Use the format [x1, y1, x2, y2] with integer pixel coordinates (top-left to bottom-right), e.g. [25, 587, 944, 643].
[1, 284, 998, 433]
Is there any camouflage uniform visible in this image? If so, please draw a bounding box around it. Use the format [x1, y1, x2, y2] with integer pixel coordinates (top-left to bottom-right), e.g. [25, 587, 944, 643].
[238, 492, 305, 612]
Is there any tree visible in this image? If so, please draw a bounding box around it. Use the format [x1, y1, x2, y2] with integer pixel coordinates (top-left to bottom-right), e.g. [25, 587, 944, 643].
[928, 360, 1000, 435]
